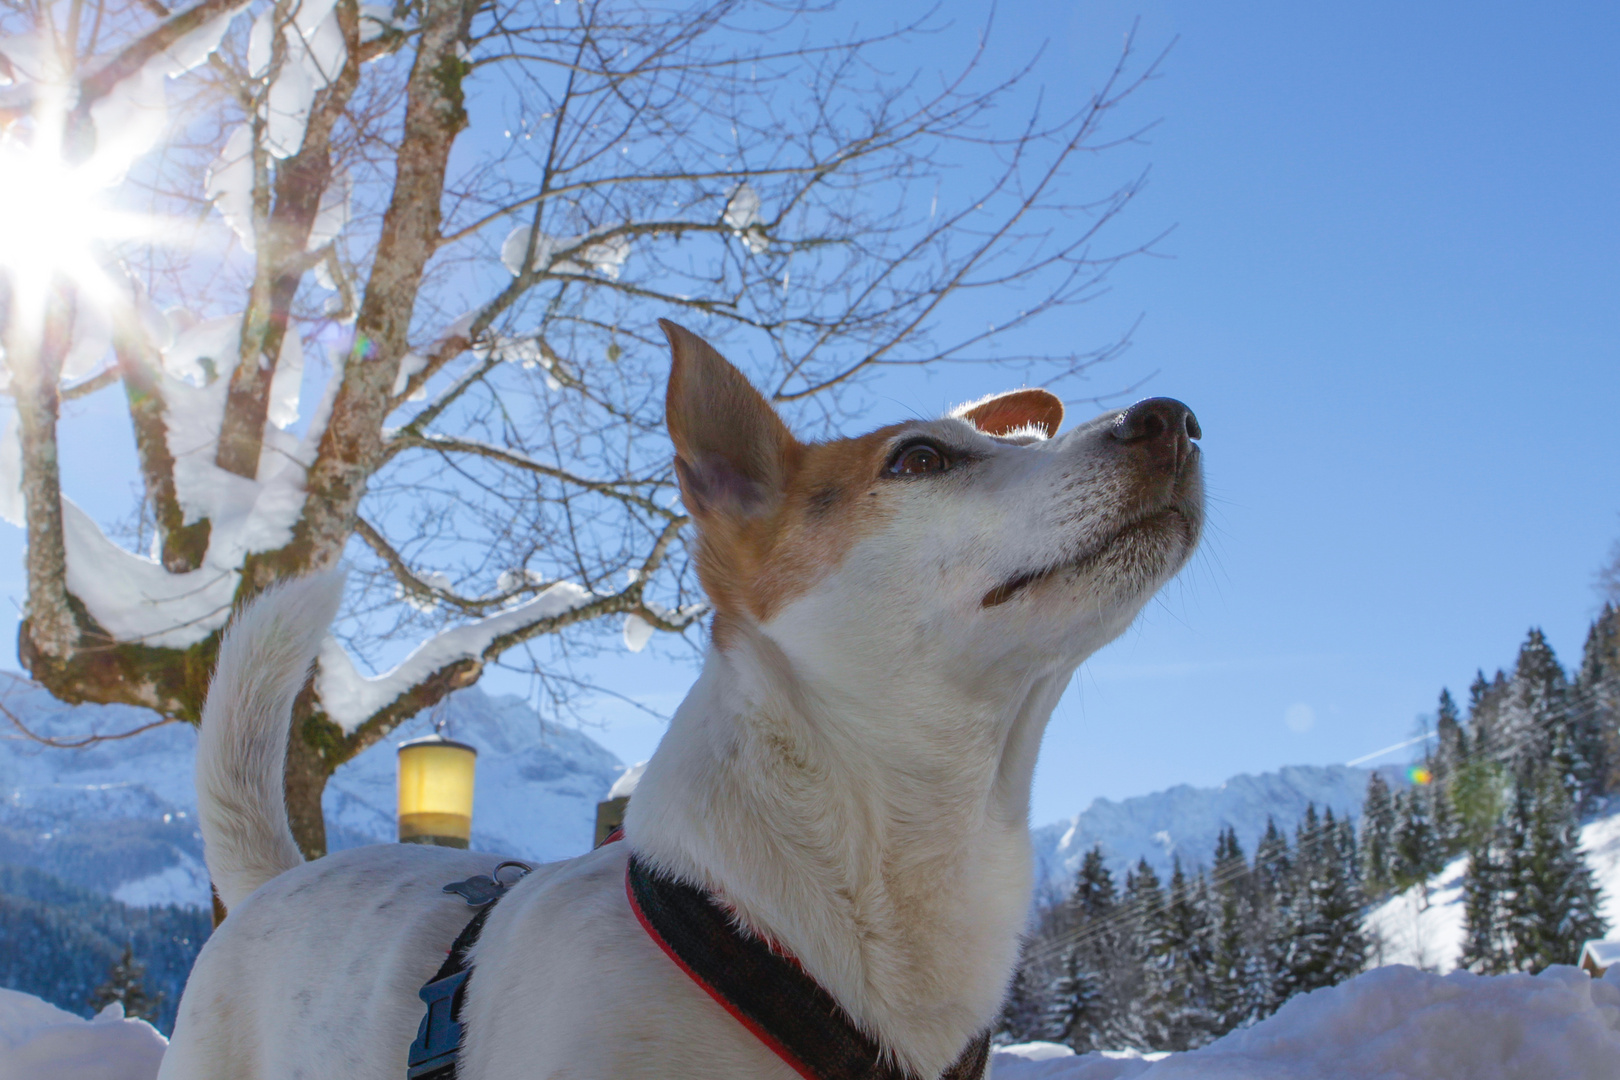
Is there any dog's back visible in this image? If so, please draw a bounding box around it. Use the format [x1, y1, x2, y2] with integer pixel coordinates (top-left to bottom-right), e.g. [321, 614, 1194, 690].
[168, 569, 796, 1080]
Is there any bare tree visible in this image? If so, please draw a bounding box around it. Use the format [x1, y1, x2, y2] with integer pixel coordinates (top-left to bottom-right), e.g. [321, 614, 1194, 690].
[0, 0, 1160, 856]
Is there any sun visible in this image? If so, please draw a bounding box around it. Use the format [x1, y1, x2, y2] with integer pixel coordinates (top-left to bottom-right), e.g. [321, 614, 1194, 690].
[0, 123, 160, 368]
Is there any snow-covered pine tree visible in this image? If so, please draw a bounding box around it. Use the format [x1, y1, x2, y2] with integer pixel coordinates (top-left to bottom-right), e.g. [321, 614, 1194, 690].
[1120, 859, 1168, 1049]
[1459, 827, 1511, 975]
[1277, 806, 1367, 1000]
[1250, 817, 1292, 1018]
[1209, 827, 1260, 1035]
[995, 959, 1047, 1045]
[88, 943, 160, 1022]
[1499, 629, 1572, 785]
[1430, 689, 1467, 855]
[1045, 846, 1132, 1054]
[1138, 860, 1219, 1052]
[1071, 846, 1120, 920]
[1434, 688, 1468, 779]
[1360, 772, 1396, 895]
[1390, 788, 1443, 891]
[998, 844, 1141, 1052]
[1574, 604, 1619, 801]
[1505, 767, 1607, 972]
[1428, 776, 1461, 863]
[1468, 669, 1511, 762]
[1040, 948, 1104, 1049]
[1325, 812, 1369, 982]
[1253, 817, 1292, 900]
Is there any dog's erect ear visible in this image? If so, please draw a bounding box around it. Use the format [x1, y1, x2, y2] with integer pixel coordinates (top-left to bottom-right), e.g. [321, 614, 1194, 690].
[953, 388, 1064, 439]
[662, 319, 795, 518]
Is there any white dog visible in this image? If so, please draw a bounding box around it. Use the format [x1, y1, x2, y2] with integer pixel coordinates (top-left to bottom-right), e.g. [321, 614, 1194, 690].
[159, 321, 1203, 1080]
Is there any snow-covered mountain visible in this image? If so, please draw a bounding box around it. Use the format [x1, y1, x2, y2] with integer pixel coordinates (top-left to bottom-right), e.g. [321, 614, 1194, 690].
[1032, 764, 1402, 891]
[0, 674, 624, 909]
[1365, 802, 1620, 972]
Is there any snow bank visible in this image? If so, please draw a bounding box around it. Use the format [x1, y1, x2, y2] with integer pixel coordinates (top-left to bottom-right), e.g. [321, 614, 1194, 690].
[0, 990, 164, 1080]
[993, 1044, 1163, 1079]
[990, 964, 1620, 1080]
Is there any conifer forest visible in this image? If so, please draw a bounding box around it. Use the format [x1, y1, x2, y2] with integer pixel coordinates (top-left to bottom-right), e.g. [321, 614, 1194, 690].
[998, 603, 1620, 1054]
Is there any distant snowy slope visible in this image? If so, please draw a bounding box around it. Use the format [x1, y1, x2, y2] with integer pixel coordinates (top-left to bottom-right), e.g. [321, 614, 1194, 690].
[1366, 804, 1620, 973]
[1033, 764, 1400, 889]
[0, 677, 208, 908]
[0, 675, 623, 909]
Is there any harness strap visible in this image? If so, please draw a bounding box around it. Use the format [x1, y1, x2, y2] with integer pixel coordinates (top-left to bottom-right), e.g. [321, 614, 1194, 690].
[406, 862, 532, 1080]
[405, 906, 492, 1080]
[625, 854, 991, 1080]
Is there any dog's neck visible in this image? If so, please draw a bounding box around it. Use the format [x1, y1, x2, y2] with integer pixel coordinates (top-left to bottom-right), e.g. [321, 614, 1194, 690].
[628, 626, 1072, 1079]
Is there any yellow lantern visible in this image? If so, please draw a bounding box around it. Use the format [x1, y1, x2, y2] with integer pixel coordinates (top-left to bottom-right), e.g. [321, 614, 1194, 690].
[397, 734, 477, 848]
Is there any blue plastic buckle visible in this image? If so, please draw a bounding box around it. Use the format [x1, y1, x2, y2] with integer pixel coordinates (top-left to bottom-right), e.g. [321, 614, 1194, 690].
[406, 968, 470, 1080]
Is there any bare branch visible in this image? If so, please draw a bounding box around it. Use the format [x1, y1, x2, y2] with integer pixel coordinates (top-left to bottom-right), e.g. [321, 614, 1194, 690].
[0, 696, 180, 748]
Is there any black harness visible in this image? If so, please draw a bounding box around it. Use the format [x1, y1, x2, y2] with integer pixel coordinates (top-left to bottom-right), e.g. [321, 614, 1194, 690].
[406, 861, 534, 1080]
[407, 846, 991, 1080]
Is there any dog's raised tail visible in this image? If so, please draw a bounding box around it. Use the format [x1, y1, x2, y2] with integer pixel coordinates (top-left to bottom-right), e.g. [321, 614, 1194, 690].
[198, 571, 345, 911]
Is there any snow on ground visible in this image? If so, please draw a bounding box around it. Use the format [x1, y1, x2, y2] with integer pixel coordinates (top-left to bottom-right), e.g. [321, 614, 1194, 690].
[990, 964, 1620, 1080]
[1365, 805, 1620, 972]
[1364, 854, 1470, 973]
[8, 963, 1619, 1079]
[0, 989, 165, 1080]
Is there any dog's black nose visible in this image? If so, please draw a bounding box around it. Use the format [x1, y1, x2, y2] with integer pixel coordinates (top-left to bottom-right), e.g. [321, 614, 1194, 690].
[1112, 398, 1200, 443]
[1111, 398, 1199, 471]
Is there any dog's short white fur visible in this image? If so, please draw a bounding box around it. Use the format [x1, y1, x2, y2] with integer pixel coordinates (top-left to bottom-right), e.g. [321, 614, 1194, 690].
[159, 322, 1202, 1080]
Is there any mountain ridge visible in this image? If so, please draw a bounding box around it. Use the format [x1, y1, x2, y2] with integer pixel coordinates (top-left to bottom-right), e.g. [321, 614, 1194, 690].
[1032, 762, 1406, 892]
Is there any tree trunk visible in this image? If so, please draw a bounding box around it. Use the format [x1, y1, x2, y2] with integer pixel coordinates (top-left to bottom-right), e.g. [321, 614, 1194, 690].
[113, 315, 210, 572]
[285, 692, 346, 859]
[216, 0, 363, 481]
[256, 0, 477, 593]
[12, 285, 77, 660]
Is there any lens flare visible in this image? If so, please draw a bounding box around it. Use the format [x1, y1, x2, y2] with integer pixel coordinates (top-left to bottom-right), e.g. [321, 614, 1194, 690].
[0, 119, 165, 376]
[1407, 766, 1433, 786]
[0, 133, 147, 291]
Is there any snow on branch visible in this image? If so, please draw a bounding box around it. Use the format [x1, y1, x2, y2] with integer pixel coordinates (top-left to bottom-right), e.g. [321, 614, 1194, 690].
[317, 580, 595, 733]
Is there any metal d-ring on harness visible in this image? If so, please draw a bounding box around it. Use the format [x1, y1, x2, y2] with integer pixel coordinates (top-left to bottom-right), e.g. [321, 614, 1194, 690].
[406, 860, 533, 1080]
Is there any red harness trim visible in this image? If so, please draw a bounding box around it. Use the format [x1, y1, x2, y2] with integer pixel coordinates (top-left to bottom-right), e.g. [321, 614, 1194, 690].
[622, 862, 819, 1080]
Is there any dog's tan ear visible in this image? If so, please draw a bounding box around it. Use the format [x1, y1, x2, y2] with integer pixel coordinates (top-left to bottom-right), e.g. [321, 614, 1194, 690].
[662, 319, 795, 518]
[954, 388, 1064, 439]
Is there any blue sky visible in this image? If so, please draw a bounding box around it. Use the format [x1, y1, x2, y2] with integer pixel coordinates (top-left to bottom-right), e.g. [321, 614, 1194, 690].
[559, 0, 1620, 824]
[4, 1, 1617, 830]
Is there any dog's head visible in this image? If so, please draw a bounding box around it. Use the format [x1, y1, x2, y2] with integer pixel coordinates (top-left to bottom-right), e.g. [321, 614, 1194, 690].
[663, 320, 1203, 699]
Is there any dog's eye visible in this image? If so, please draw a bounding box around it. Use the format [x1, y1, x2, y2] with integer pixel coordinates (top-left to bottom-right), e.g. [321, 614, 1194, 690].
[887, 441, 950, 477]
